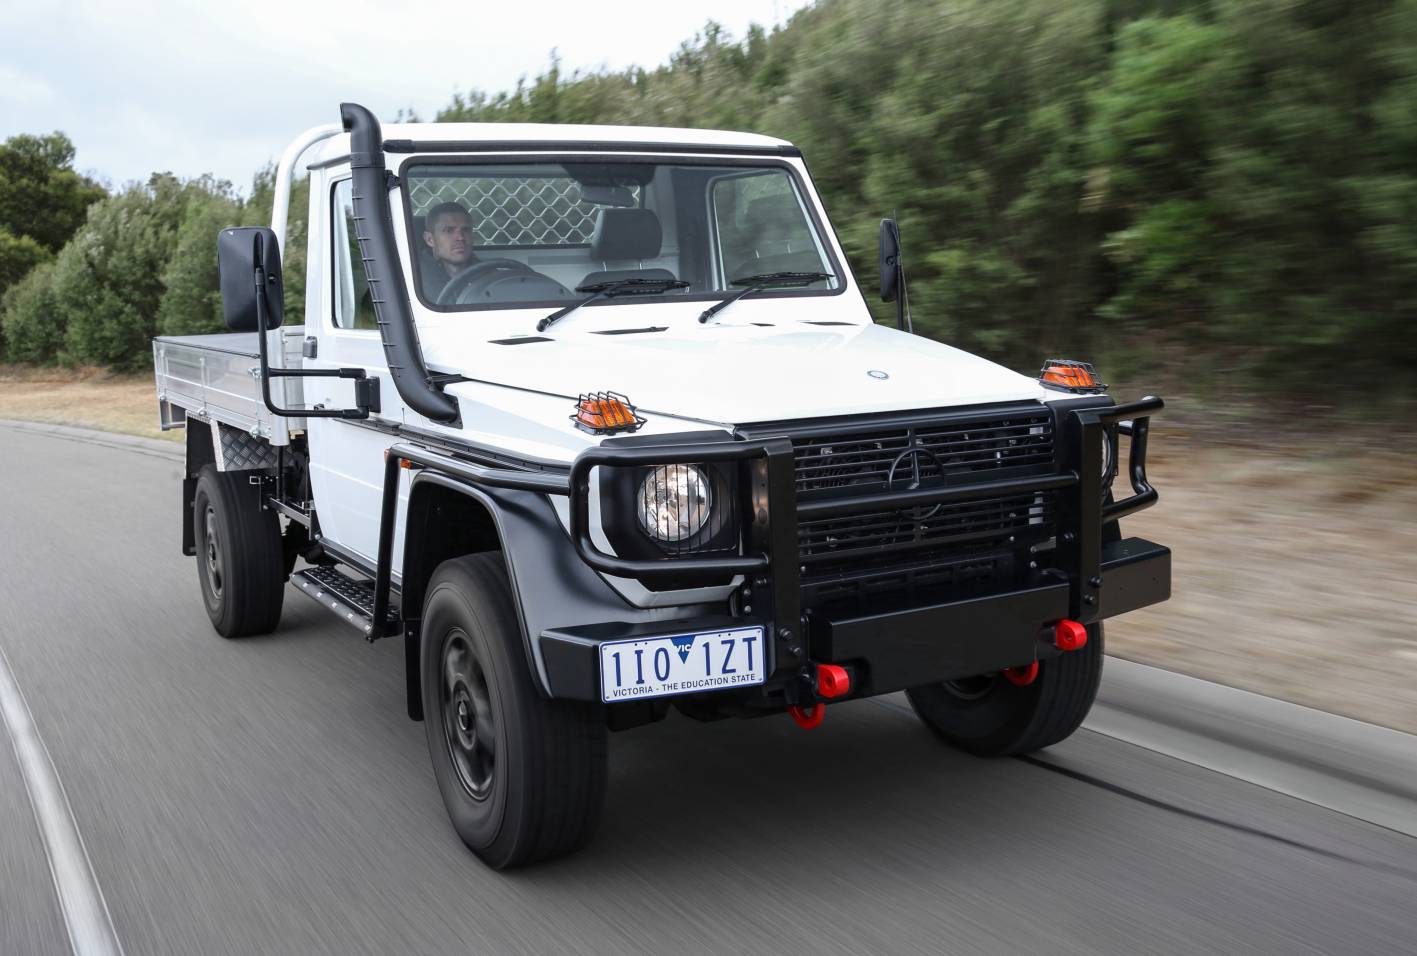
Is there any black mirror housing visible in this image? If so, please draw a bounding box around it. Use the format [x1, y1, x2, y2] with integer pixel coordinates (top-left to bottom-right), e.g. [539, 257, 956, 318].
[218, 226, 284, 331]
[879, 218, 901, 303]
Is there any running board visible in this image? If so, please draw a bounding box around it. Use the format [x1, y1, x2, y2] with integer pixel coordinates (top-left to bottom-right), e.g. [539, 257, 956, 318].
[292, 566, 400, 640]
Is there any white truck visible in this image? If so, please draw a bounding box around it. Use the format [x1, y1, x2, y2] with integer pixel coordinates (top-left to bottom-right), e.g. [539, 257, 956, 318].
[153, 103, 1170, 869]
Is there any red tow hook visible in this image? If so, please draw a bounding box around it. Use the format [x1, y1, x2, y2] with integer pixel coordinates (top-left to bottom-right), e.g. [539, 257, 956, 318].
[1003, 662, 1039, 686]
[787, 664, 853, 729]
[1054, 619, 1088, 652]
[788, 704, 826, 729]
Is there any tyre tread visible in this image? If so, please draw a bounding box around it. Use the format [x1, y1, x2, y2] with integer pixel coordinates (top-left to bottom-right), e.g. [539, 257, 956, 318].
[195, 466, 284, 638]
[423, 553, 606, 868]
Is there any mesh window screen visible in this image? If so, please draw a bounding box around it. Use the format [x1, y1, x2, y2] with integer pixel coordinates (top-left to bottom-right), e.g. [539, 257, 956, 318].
[409, 176, 640, 247]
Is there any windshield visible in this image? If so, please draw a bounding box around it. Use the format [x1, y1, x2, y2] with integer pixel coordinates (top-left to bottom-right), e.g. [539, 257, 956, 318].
[402, 159, 841, 311]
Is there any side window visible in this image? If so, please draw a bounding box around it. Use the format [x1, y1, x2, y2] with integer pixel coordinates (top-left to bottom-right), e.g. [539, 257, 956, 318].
[711, 172, 830, 285]
[331, 179, 376, 330]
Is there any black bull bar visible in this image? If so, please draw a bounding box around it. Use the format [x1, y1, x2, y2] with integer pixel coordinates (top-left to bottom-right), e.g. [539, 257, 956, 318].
[566, 397, 1166, 617]
[531, 398, 1172, 701]
[376, 398, 1170, 702]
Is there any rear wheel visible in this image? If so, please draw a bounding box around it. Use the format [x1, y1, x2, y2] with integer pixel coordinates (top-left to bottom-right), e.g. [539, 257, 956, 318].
[420, 553, 607, 868]
[906, 624, 1104, 756]
[193, 466, 285, 638]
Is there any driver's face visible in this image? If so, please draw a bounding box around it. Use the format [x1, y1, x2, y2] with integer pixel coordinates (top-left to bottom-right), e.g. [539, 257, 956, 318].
[424, 212, 474, 270]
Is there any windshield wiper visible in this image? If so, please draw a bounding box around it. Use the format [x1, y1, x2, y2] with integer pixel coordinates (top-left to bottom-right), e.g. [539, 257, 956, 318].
[697, 271, 834, 323]
[537, 278, 690, 332]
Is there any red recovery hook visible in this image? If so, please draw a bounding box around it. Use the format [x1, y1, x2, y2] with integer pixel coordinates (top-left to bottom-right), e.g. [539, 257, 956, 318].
[788, 704, 826, 729]
[787, 664, 853, 729]
[1003, 661, 1039, 686]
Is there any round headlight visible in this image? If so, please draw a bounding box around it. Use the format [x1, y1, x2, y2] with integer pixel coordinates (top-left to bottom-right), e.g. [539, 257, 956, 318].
[637, 465, 712, 544]
[1100, 427, 1117, 495]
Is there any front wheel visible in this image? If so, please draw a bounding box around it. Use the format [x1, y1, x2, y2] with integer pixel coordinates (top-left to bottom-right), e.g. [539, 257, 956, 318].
[905, 624, 1104, 756]
[420, 553, 607, 868]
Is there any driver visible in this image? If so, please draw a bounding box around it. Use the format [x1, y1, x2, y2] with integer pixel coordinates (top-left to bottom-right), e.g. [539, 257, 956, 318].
[420, 202, 478, 299]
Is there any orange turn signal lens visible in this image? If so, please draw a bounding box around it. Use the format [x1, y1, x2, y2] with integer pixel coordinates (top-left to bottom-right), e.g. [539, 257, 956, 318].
[572, 391, 645, 435]
[1039, 359, 1106, 393]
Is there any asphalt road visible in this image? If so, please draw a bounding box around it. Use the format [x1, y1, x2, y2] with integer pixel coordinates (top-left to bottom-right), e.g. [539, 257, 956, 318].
[2, 422, 1415, 955]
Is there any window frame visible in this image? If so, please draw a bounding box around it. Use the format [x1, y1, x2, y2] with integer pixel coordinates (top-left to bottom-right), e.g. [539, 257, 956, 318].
[397, 154, 847, 315]
[705, 168, 834, 290]
[328, 177, 379, 335]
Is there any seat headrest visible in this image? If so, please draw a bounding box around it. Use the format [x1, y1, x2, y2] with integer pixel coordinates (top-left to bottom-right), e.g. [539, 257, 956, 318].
[590, 208, 663, 261]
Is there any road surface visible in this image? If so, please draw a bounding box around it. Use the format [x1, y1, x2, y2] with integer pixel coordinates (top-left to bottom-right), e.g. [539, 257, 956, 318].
[1, 423, 1414, 955]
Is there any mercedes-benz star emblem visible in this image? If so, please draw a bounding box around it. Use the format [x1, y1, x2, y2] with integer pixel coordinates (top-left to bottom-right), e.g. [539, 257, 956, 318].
[886, 444, 945, 520]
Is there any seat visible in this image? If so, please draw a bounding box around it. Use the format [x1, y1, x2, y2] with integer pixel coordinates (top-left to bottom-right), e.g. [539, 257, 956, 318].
[579, 208, 676, 288]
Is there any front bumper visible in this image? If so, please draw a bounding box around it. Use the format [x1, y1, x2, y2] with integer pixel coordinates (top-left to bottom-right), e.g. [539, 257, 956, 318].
[539, 535, 1169, 702]
[544, 396, 1170, 706]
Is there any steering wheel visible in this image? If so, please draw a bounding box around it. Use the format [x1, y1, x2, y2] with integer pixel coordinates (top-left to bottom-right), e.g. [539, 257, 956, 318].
[436, 259, 538, 305]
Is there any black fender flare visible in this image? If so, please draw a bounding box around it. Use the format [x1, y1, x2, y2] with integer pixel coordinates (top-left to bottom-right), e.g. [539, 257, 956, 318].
[400, 471, 696, 718]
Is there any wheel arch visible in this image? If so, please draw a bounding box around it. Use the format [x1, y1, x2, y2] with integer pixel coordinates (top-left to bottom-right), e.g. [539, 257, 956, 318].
[399, 469, 648, 721]
[401, 474, 511, 720]
[181, 419, 217, 555]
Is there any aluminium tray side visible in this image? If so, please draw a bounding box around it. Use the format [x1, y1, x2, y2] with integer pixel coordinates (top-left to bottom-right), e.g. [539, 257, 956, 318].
[152, 329, 306, 444]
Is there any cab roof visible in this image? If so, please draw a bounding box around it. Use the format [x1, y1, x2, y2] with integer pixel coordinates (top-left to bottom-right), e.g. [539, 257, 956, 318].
[305, 122, 797, 166]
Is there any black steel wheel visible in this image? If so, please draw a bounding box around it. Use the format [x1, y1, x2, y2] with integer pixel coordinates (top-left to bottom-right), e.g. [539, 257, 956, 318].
[420, 552, 607, 869]
[441, 629, 496, 799]
[192, 466, 284, 638]
[906, 624, 1104, 756]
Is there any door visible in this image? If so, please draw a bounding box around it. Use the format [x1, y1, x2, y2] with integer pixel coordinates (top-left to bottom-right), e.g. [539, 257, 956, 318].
[304, 174, 401, 566]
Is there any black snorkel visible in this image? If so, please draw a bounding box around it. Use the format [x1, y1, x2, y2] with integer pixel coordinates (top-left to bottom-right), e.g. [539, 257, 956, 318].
[340, 102, 460, 424]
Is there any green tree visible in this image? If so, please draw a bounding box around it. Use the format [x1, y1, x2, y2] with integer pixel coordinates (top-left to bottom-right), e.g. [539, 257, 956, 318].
[0, 132, 105, 253]
[158, 190, 242, 337]
[0, 230, 51, 298]
[1, 261, 62, 363]
[54, 174, 224, 369]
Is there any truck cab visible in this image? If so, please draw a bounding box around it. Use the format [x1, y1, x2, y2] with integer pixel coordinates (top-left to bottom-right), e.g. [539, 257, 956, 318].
[153, 104, 1170, 869]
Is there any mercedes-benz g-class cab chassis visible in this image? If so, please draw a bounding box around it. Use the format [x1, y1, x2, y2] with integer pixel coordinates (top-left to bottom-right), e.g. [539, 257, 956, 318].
[152, 103, 1170, 869]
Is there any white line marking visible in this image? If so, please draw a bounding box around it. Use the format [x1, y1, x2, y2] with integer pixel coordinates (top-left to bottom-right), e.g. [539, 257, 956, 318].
[0, 645, 124, 956]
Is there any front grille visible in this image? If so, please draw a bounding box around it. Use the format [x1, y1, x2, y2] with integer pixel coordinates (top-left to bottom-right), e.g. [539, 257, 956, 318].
[784, 406, 1058, 602]
[792, 410, 1055, 497]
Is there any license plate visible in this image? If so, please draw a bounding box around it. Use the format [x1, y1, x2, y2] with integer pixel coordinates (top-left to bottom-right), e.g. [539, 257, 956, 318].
[599, 626, 766, 703]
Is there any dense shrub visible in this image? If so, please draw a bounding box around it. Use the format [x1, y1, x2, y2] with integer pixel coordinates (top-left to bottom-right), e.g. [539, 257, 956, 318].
[53, 175, 220, 370]
[157, 192, 241, 337]
[1, 261, 62, 363]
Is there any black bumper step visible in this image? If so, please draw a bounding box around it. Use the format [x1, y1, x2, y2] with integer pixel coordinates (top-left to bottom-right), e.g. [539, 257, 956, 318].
[292, 566, 400, 638]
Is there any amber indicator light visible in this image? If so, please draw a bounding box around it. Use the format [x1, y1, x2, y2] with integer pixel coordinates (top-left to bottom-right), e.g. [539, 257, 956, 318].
[1039, 359, 1107, 393]
[572, 391, 646, 435]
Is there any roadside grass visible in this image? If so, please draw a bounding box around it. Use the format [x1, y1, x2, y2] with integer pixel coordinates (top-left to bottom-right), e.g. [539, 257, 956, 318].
[2, 370, 1414, 734]
[0, 365, 178, 442]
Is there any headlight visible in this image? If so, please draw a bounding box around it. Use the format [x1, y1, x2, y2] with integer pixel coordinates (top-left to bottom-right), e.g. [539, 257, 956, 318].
[1100, 425, 1118, 498]
[637, 465, 712, 544]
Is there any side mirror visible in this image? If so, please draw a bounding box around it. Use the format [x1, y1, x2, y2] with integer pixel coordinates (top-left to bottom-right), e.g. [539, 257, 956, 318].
[879, 218, 901, 303]
[218, 226, 284, 331]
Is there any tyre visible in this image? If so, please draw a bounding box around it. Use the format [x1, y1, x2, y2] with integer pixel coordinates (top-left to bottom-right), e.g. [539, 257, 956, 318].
[905, 624, 1104, 756]
[193, 466, 285, 638]
[420, 553, 607, 868]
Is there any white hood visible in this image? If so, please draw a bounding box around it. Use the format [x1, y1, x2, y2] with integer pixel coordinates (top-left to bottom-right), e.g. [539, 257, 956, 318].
[424, 317, 1047, 427]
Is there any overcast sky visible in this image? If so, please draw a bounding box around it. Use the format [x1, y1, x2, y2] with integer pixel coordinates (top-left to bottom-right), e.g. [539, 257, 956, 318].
[0, 0, 812, 192]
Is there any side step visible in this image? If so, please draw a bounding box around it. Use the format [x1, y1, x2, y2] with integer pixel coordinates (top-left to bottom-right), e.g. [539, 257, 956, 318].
[292, 566, 400, 639]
